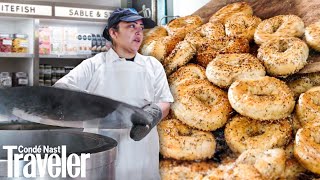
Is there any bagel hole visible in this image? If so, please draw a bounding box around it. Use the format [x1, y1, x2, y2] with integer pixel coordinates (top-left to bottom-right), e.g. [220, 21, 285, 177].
[178, 126, 192, 136]
[247, 128, 265, 137]
[196, 94, 216, 106]
[278, 40, 289, 52]
[178, 129, 192, 136]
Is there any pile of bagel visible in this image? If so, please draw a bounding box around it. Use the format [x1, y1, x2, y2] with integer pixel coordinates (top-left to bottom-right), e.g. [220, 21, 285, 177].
[140, 2, 320, 180]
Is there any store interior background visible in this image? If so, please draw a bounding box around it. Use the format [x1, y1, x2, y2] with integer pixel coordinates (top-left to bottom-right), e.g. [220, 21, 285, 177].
[0, 0, 209, 123]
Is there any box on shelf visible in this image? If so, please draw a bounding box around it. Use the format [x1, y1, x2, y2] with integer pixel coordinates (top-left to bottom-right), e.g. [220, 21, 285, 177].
[39, 27, 51, 55]
[12, 72, 28, 86]
[12, 34, 28, 53]
[0, 34, 13, 53]
[0, 72, 12, 88]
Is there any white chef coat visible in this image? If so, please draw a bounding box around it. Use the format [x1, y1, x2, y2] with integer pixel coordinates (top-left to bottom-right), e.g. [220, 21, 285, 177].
[54, 48, 173, 180]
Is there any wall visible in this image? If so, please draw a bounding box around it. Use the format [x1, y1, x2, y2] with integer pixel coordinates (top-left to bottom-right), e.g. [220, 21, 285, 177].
[167, 0, 210, 17]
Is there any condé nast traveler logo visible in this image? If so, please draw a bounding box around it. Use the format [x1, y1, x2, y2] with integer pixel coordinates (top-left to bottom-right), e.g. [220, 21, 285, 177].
[3, 145, 90, 178]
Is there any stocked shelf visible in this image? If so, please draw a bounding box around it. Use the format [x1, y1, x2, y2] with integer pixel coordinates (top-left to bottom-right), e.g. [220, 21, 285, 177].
[40, 54, 92, 59]
[0, 53, 33, 58]
[0, 1, 116, 86]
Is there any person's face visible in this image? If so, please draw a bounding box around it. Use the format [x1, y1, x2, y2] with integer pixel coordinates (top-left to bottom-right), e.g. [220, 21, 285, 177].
[110, 20, 144, 53]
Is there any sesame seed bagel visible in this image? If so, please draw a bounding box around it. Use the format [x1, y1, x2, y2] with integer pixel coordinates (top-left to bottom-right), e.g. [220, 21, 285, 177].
[196, 37, 250, 67]
[209, 2, 253, 24]
[225, 15, 262, 41]
[158, 119, 216, 161]
[294, 123, 320, 175]
[169, 63, 206, 95]
[166, 15, 203, 36]
[295, 86, 320, 126]
[305, 21, 320, 52]
[254, 15, 305, 45]
[159, 159, 217, 180]
[257, 37, 309, 77]
[141, 26, 168, 47]
[236, 148, 286, 180]
[140, 34, 184, 62]
[225, 115, 292, 154]
[171, 79, 232, 131]
[164, 40, 196, 75]
[206, 53, 266, 88]
[228, 76, 295, 120]
[185, 22, 226, 49]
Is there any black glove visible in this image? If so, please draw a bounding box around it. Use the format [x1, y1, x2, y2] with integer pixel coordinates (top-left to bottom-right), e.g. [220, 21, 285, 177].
[130, 103, 162, 141]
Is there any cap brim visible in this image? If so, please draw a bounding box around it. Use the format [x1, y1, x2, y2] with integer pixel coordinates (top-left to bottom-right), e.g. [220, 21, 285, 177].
[103, 15, 156, 40]
[120, 15, 156, 29]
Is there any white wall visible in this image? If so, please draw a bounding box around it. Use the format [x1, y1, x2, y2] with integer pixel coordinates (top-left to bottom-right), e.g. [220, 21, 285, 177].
[24, 0, 122, 7]
[173, 0, 210, 16]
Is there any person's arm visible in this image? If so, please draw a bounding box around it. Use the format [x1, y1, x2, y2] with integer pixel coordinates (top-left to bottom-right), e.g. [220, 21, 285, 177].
[143, 57, 174, 125]
[155, 102, 170, 119]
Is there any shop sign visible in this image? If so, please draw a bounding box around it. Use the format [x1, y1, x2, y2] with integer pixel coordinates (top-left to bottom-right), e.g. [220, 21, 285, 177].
[0, 2, 52, 16]
[55, 6, 112, 20]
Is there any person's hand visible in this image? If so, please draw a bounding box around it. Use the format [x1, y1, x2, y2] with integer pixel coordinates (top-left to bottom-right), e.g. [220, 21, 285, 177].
[130, 104, 162, 141]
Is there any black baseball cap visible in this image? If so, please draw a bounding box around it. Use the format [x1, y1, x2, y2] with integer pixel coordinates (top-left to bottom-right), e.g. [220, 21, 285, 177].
[103, 8, 156, 41]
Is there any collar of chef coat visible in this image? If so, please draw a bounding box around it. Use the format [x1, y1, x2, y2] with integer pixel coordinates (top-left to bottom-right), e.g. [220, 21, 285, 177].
[108, 48, 146, 67]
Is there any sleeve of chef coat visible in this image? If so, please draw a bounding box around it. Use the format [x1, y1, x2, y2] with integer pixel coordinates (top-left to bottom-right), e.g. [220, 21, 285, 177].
[53, 55, 99, 91]
[150, 57, 174, 103]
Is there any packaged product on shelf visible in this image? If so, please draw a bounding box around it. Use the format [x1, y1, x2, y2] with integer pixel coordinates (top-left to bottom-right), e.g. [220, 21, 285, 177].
[96, 34, 102, 52]
[59, 67, 66, 78]
[51, 42, 62, 55]
[39, 64, 44, 79]
[54, 67, 63, 79]
[78, 34, 92, 55]
[64, 66, 74, 74]
[0, 72, 12, 88]
[13, 72, 28, 86]
[0, 34, 12, 53]
[91, 34, 97, 54]
[77, 34, 83, 54]
[44, 64, 52, 81]
[86, 34, 92, 54]
[39, 27, 51, 55]
[50, 26, 64, 55]
[44, 79, 51, 86]
[12, 34, 28, 53]
[39, 79, 44, 86]
[63, 27, 78, 55]
[51, 68, 57, 85]
[65, 42, 78, 55]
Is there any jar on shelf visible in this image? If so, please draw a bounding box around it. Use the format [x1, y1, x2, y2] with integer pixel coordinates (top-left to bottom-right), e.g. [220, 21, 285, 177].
[0, 34, 13, 53]
[39, 64, 44, 79]
[44, 64, 52, 81]
[12, 34, 28, 53]
[13, 72, 28, 86]
[39, 79, 44, 86]
[44, 79, 52, 86]
[51, 67, 57, 85]
[0, 72, 12, 88]
[64, 66, 74, 74]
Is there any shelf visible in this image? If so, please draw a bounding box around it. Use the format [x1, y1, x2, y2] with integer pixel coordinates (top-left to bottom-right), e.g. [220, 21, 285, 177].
[40, 54, 93, 59]
[0, 53, 34, 58]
